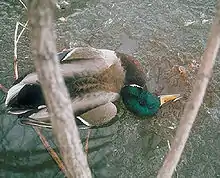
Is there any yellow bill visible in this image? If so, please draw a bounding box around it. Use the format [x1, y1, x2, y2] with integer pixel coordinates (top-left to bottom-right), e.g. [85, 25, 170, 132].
[159, 94, 182, 106]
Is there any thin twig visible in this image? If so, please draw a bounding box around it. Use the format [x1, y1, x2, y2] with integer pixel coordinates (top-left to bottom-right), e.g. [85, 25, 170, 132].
[17, 22, 29, 29]
[14, 20, 29, 80]
[0, 84, 8, 93]
[14, 22, 19, 80]
[85, 129, 92, 155]
[33, 126, 67, 174]
[157, 2, 220, 177]
[16, 21, 29, 44]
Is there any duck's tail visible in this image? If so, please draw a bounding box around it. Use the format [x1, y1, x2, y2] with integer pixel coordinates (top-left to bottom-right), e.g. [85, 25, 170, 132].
[20, 118, 52, 129]
[5, 82, 26, 107]
[20, 116, 92, 130]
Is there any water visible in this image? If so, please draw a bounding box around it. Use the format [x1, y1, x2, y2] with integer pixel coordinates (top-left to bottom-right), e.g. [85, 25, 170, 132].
[0, 0, 220, 177]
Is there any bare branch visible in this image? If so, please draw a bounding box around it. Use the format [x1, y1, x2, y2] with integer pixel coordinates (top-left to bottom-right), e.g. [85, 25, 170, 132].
[157, 2, 220, 177]
[12, 10, 63, 172]
[28, 0, 92, 177]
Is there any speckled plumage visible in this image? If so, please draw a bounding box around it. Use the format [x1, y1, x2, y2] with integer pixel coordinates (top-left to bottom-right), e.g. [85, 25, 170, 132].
[66, 63, 125, 99]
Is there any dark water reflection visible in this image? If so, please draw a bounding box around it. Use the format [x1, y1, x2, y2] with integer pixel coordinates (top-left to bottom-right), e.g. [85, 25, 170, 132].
[0, 0, 220, 177]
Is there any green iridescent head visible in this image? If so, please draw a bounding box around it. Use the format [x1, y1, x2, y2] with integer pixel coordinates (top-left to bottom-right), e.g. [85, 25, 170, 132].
[120, 85, 161, 117]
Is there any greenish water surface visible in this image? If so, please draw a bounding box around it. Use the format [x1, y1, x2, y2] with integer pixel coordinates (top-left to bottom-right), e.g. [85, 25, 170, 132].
[0, 0, 220, 177]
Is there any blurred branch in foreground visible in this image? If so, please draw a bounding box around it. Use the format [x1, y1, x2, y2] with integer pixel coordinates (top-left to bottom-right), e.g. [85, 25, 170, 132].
[28, 0, 92, 177]
[157, 1, 220, 178]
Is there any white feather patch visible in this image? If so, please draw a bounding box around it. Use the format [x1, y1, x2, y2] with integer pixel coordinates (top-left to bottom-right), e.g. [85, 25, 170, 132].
[38, 105, 47, 109]
[127, 84, 143, 88]
[61, 48, 77, 61]
[5, 83, 26, 106]
[8, 109, 32, 115]
[76, 116, 92, 127]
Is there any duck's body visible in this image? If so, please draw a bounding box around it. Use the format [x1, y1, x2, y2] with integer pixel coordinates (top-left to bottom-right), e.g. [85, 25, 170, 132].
[5, 47, 180, 129]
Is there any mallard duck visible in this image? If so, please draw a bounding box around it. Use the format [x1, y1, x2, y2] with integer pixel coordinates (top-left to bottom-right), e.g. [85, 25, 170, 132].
[5, 47, 180, 129]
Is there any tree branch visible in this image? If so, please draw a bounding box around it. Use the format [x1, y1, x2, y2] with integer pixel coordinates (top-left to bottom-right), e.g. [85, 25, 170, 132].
[157, 1, 220, 177]
[28, 0, 92, 177]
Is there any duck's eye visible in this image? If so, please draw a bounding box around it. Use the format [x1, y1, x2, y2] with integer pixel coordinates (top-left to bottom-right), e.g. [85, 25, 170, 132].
[139, 99, 146, 106]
